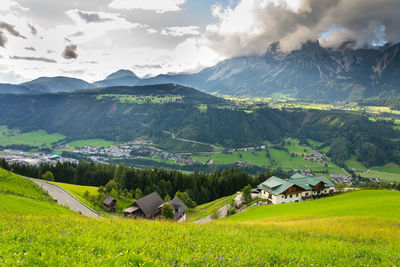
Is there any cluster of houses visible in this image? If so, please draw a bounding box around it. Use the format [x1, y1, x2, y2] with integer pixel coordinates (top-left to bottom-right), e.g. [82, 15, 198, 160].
[257, 173, 336, 204]
[102, 192, 187, 221]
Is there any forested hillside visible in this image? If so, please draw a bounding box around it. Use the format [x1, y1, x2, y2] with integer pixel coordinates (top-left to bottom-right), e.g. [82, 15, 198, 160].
[0, 85, 399, 167]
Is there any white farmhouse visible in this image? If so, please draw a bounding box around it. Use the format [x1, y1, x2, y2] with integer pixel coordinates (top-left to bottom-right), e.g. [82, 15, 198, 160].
[258, 173, 336, 204]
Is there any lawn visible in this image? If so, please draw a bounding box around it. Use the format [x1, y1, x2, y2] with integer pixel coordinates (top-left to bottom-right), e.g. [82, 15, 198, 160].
[359, 170, 400, 183]
[67, 139, 115, 148]
[191, 151, 271, 167]
[373, 163, 400, 174]
[0, 127, 66, 147]
[187, 193, 237, 221]
[51, 181, 133, 212]
[1, 169, 400, 266]
[345, 156, 366, 169]
[1, 187, 400, 266]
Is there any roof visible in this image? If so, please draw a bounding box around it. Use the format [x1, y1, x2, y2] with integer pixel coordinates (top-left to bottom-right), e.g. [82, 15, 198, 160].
[122, 206, 139, 213]
[259, 175, 336, 195]
[258, 176, 293, 195]
[103, 196, 116, 206]
[169, 197, 187, 219]
[133, 192, 164, 217]
[290, 173, 308, 179]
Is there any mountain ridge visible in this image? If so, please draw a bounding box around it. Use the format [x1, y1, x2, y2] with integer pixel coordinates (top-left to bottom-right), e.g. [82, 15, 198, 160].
[2, 41, 400, 100]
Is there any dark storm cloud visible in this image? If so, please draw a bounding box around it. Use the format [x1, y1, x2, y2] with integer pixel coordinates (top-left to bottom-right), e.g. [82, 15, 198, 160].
[206, 0, 400, 56]
[62, 44, 78, 59]
[0, 22, 26, 39]
[10, 56, 57, 63]
[77, 11, 112, 23]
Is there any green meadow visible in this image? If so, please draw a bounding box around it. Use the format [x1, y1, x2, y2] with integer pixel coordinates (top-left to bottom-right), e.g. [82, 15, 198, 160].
[0, 126, 66, 147]
[187, 193, 237, 221]
[67, 139, 115, 148]
[0, 169, 400, 266]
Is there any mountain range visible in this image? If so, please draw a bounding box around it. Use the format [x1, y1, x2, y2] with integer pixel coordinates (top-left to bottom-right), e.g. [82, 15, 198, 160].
[1, 41, 400, 100]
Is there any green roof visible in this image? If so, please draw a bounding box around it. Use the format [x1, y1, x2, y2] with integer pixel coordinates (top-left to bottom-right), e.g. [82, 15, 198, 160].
[258, 176, 293, 195]
[258, 175, 336, 195]
[290, 173, 308, 179]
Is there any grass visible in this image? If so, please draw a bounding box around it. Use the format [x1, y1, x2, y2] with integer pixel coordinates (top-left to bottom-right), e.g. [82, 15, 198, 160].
[373, 163, 400, 174]
[345, 156, 366, 169]
[0, 169, 50, 201]
[51, 181, 133, 212]
[187, 193, 237, 221]
[359, 170, 400, 183]
[1, 169, 400, 266]
[0, 126, 65, 147]
[67, 139, 115, 148]
[96, 94, 182, 104]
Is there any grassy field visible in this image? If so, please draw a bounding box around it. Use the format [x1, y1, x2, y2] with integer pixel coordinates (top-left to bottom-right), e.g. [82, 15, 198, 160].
[187, 193, 237, 221]
[67, 139, 115, 148]
[359, 170, 400, 183]
[190, 139, 345, 176]
[373, 163, 400, 174]
[51, 181, 133, 212]
[345, 156, 366, 169]
[0, 126, 66, 147]
[1, 169, 400, 266]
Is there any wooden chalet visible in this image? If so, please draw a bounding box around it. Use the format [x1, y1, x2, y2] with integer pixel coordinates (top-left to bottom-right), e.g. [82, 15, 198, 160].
[123, 192, 188, 221]
[258, 174, 336, 204]
[123, 192, 164, 219]
[102, 196, 117, 212]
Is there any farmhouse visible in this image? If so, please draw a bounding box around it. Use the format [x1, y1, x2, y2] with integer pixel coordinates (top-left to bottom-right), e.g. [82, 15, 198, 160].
[258, 173, 336, 204]
[123, 192, 187, 221]
[102, 196, 117, 212]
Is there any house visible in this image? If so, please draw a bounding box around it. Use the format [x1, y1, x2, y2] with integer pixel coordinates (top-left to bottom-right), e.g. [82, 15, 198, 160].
[258, 173, 336, 204]
[122, 192, 188, 221]
[169, 196, 188, 222]
[123, 192, 164, 219]
[103, 196, 117, 212]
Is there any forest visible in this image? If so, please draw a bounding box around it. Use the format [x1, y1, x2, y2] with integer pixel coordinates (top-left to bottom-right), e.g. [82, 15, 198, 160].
[0, 159, 274, 205]
[0, 86, 399, 167]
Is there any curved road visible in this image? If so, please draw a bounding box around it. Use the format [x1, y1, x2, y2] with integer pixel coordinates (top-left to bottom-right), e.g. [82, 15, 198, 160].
[32, 179, 102, 219]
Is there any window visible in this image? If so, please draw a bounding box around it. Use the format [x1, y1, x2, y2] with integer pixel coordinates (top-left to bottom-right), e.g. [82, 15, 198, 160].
[290, 195, 292, 198]
[282, 195, 284, 199]
[296, 194, 298, 197]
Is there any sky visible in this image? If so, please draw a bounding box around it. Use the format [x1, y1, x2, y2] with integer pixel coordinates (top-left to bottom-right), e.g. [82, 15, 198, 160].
[0, 0, 399, 84]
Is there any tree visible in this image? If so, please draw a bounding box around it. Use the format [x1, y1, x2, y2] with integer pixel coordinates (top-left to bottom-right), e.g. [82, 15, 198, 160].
[134, 188, 142, 200]
[105, 179, 118, 194]
[161, 203, 174, 219]
[175, 191, 197, 209]
[241, 184, 252, 204]
[42, 171, 54, 181]
[164, 194, 171, 202]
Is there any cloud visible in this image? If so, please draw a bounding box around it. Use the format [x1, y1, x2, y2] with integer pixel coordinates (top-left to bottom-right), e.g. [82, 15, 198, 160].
[10, 56, 57, 63]
[25, 47, 36, 51]
[28, 24, 37, 35]
[69, 31, 84, 37]
[0, 32, 7, 47]
[205, 0, 400, 57]
[76, 11, 112, 23]
[62, 44, 78, 59]
[0, 21, 26, 39]
[0, 0, 28, 11]
[109, 0, 186, 13]
[161, 26, 201, 37]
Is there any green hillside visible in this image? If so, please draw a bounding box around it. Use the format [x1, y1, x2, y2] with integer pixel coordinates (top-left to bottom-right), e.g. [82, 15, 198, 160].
[1, 169, 400, 266]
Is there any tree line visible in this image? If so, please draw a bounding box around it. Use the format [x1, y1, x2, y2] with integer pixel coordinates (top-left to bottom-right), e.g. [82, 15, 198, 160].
[0, 159, 274, 205]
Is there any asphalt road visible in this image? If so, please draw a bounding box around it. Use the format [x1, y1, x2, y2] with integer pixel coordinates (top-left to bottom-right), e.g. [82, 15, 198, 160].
[32, 179, 102, 219]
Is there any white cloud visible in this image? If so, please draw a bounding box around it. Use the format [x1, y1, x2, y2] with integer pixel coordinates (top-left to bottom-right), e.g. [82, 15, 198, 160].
[161, 26, 201, 37]
[109, 0, 186, 13]
[0, 0, 28, 11]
